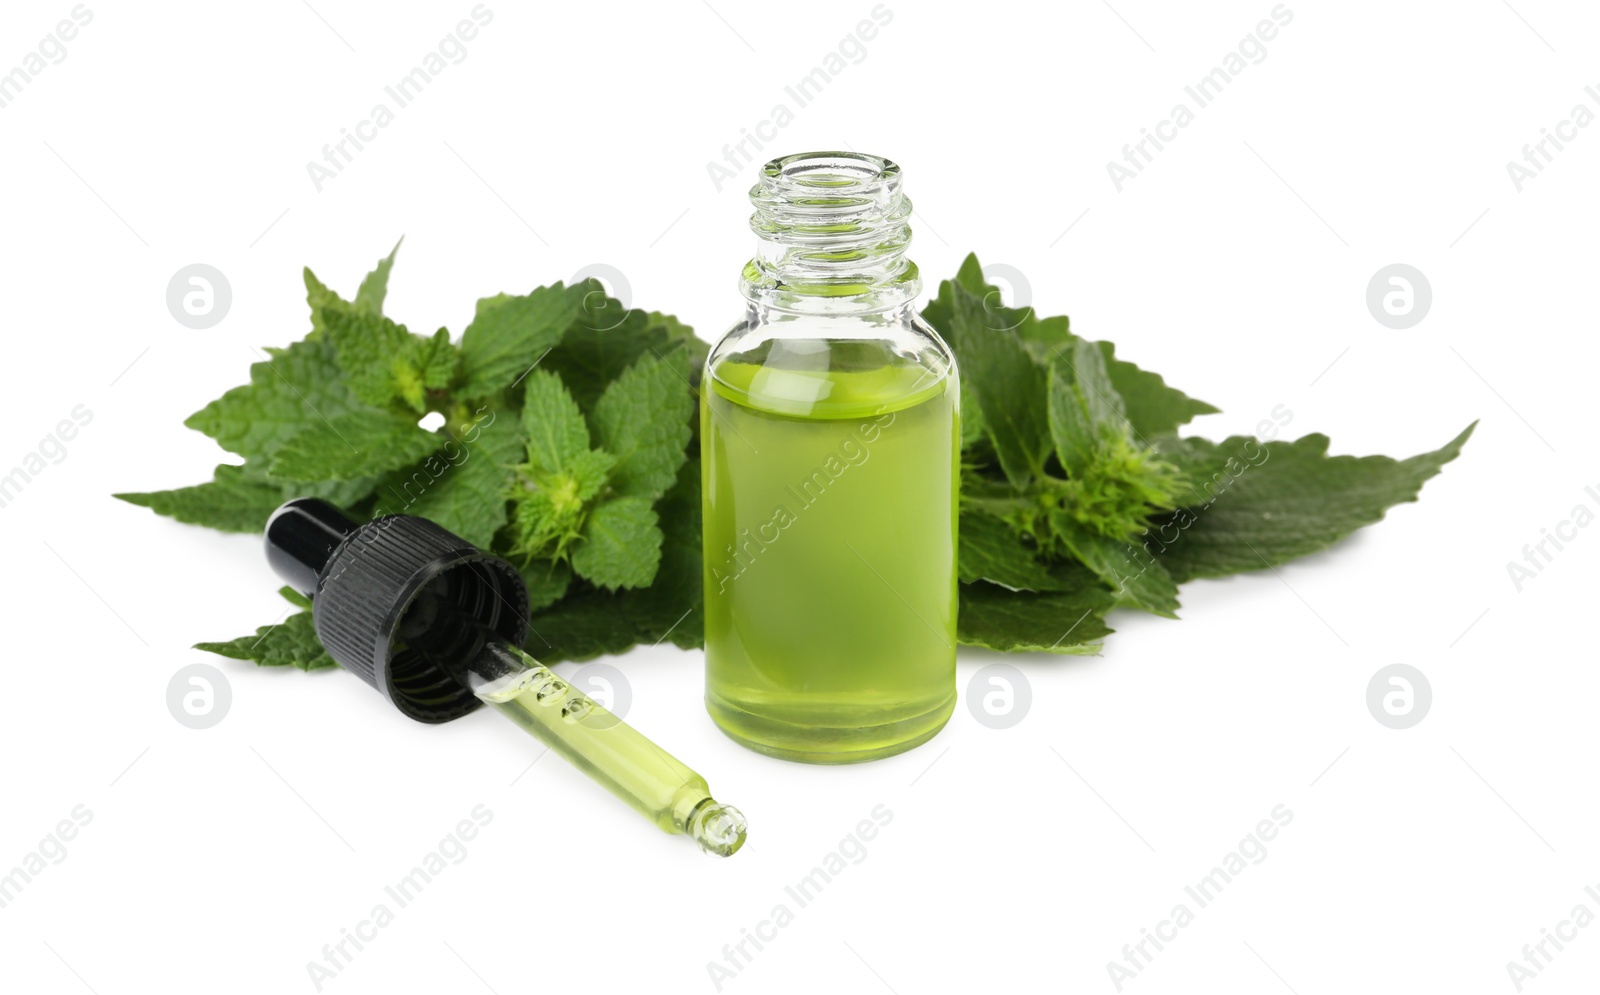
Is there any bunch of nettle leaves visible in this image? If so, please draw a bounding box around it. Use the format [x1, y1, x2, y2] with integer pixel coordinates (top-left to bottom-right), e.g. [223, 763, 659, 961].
[117, 245, 1472, 669]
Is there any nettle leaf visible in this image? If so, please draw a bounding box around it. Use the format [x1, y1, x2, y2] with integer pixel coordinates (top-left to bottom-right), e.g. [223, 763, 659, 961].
[591, 349, 694, 500]
[621, 457, 704, 649]
[508, 385, 613, 565]
[1047, 359, 1099, 477]
[642, 311, 710, 371]
[374, 413, 521, 549]
[304, 268, 345, 336]
[1015, 313, 1073, 361]
[1149, 423, 1477, 582]
[321, 308, 419, 409]
[1047, 337, 1137, 474]
[417, 328, 458, 389]
[519, 370, 592, 476]
[519, 559, 573, 613]
[389, 328, 460, 414]
[1016, 325, 1215, 443]
[957, 565, 1116, 654]
[940, 283, 1051, 487]
[948, 252, 989, 295]
[929, 252, 1216, 447]
[959, 378, 987, 449]
[571, 496, 662, 590]
[927, 253, 1052, 360]
[185, 337, 369, 463]
[457, 282, 588, 398]
[355, 238, 402, 316]
[304, 240, 402, 338]
[116, 464, 382, 535]
[270, 410, 442, 481]
[115, 464, 288, 534]
[524, 587, 641, 664]
[1048, 511, 1180, 618]
[1097, 341, 1218, 440]
[957, 511, 1057, 592]
[195, 611, 336, 671]
[1060, 336, 1128, 434]
[542, 291, 705, 411]
[567, 449, 619, 502]
[529, 461, 706, 662]
[512, 491, 578, 560]
[261, 468, 380, 512]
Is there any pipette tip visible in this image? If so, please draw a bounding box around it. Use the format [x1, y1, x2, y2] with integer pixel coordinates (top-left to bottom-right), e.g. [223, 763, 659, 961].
[689, 801, 748, 857]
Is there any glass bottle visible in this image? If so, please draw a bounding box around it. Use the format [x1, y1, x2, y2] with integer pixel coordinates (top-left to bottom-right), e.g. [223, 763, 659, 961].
[700, 151, 959, 764]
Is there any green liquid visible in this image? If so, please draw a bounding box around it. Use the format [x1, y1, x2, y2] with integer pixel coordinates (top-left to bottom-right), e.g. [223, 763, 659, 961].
[485, 658, 745, 855]
[701, 341, 959, 763]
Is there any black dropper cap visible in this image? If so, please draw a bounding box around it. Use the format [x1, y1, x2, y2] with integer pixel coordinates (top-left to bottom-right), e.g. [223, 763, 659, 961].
[264, 498, 530, 723]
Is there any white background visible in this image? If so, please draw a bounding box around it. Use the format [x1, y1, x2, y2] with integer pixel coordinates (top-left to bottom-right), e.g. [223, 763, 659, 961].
[1, 1, 1596, 993]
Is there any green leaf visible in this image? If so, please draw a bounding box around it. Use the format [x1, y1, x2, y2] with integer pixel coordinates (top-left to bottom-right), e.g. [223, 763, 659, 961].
[524, 588, 639, 664]
[304, 240, 401, 337]
[567, 449, 619, 502]
[959, 378, 986, 449]
[591, 350, 694, 499]
[929, 253, 1053, 360]
[957, 568, 1116, 654]
[185, 337, 368, 463]
[1047, 338, 1138, 471]
[519, 370, 592, 476]
[115, 461, 381, 535]
[417, 328, 458, 389]
[542, 292, 704, 410]
[941, 283, 1051, 486]
[457, 283, 588, 398]
[374, 414, 520, 548]
[957, 511, 1057, 592]
[389, 328, 459, 413]
[1061, 336, 1127, 434]
[1048, 511, 1180, 618]
[508, 388, 616, 562]
[571, 496, 662, 590]
[1150, 423, 1477, 582]
[526, 463, 705, 661]
[620, 457, 704, 649]
[321, 308, 416, 409]
[355, 238, 402, 316]
[1098, 341, 1218, 440]
[195, 611, 336, 671]
[115, 464, 288, 534]
[304, 268, 346, 337]
[270, 410, 442, 481]
[309, 245, 446, 414]
[1015, 313, 1074, 362]
[1047, 356, 1099, 477]
[511, 490, 577, 559]
[250, 465, 380, 511]
[949, 252, 990, 295]
[926, 253, 1216, 444]
[406, 419, 517, 548]
[643, 311, 710, 373]
[1017, 324, 1217, 441]
[518, 559, 573, 613]
[278, 587, 312, 609]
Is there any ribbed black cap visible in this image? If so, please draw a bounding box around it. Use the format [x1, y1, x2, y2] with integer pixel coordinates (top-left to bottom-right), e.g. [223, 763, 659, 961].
[264, 498, 530, 723]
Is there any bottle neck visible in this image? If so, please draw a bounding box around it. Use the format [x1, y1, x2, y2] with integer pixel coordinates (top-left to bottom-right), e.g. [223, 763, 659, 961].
[739, 151, 921, 316]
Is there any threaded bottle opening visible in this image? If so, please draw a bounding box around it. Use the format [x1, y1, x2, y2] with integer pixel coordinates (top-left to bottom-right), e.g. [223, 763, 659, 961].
[742, 150, 918, 311]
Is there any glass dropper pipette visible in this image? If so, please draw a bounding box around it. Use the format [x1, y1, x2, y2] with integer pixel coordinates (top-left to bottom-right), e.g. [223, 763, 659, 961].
[263, 497, 747, 857]
[401, 590, 747, 856]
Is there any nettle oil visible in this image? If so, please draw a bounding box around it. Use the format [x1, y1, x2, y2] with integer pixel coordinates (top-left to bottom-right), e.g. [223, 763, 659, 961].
[701, 153, 959, 763]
